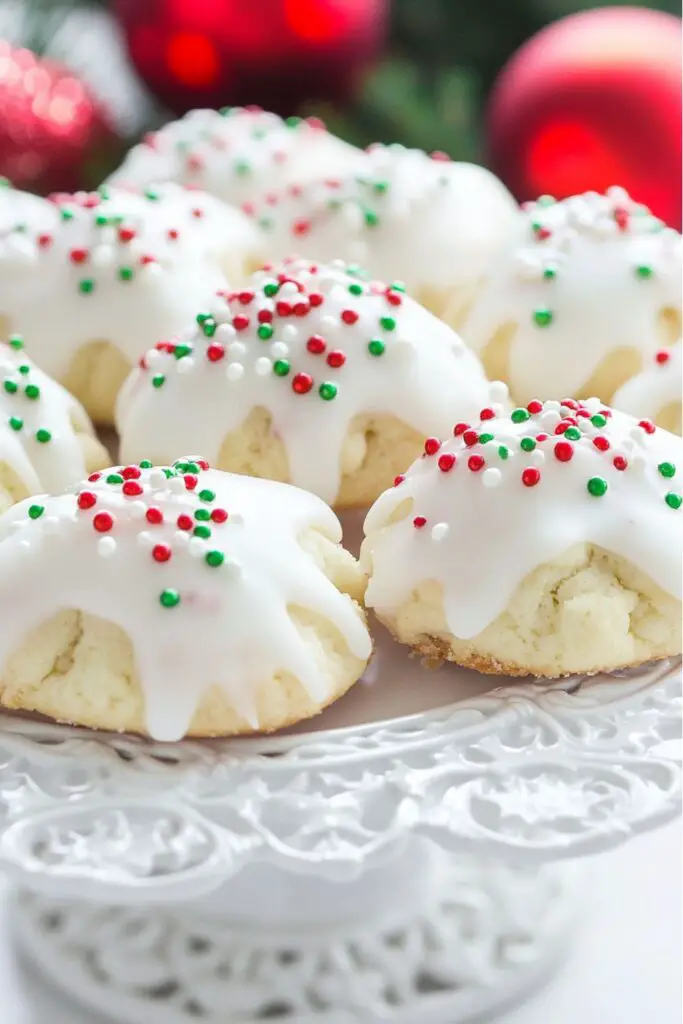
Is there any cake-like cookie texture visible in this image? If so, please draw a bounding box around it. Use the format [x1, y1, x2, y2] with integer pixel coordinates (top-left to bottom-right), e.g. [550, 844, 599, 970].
[108, 107, 365, 206]
[458, 188, 682, 404]
[53, 182, 260, 284]
[0, 188, 227, 424]
[0, 459, 371, 740]
[117, 258, 494, 507]
[362, 397, 682, 677]
[0, 336, 107, 514]
[0, 179, 57, 235]
[246, 144, 519, 321]
[613, 341, 681, 435]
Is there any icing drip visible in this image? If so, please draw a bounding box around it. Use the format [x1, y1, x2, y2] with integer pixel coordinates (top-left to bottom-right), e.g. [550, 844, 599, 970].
[364, 395, 683, 640]
[0, 188, 227, 379]
[613, 341, 682, 431]
[107, 107, 365, 206]
[246, 144, 520, 294]
[0, 179, 57, 236]
[116, 258, 493, 503]
[461, 187, 683, 402]
[0, 337, 94, 494]
[0, 460, 371, 741]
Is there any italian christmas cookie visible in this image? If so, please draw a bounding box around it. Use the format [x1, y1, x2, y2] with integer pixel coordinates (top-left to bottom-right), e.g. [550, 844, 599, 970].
[0, 458, 371, 740]
[0, 188, 227, 425]
[108, 107, 365, 207]
[0, 335, 107, 514]
[52, 182, 261, 283]
[458, 188, 682, 405]
[246, 143, 520, 321]
[613, 341, 682, 435]
[0, 179, 57, 235]
[116, 258, 494, 507]
[362, 396, 682, 677]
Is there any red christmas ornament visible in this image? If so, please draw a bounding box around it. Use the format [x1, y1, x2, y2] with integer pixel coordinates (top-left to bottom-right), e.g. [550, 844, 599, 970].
[0, 40, 117, 194]
[115, 0, 387, 115]
[487, 7, 683, 229]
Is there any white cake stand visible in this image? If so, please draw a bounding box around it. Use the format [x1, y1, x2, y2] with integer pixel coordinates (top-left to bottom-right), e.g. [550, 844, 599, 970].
[0, 627, 679, 1024]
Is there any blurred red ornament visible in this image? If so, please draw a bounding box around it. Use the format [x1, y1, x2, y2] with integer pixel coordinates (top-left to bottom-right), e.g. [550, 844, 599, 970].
[0, 40, 117, 194]
[115, 0, 387, 115]
[487, 7, 683, 229]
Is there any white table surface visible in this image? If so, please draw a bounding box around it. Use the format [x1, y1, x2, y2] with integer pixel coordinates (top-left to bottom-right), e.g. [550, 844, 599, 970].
[0, 820, 679, 1024]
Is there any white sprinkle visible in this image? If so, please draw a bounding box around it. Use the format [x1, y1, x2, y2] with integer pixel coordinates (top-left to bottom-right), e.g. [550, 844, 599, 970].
[229, 341, 246, 360]
[137, 531, 154, 551]
[92, 244, 115, 268]
[630, 453, 647, 474]
[129, 501, 147, 520]
[141, 260, 163, 278]
[98, 536, 117, 558]
[215, 322, 236, 342]
[168, 476, 186, 494]
[255, 357, 271, 376]
[145, 349, 164, 370]
[9, 520, 25, 534]
[281, 324, 299, 342]
[530, 448, 546, 467]
[515, 251, 544, 279]
[544, 400, 562, 412]
[450, 340, 465, 358]
[431, 522, 449, 541]
[149, 468, 167, 488]
[482, 468, 502, 488]
[278, 282, 299, 298]
[173, 530, 189, 548]
[176, 357, 195, 375]
[42, 517, 60, 534]
[271, 342, 289, 359]
[320, 315, 338, 332]
[188, 537, 206, 558]
[489, 380, 509, 403]
[226, 362, 244, 382]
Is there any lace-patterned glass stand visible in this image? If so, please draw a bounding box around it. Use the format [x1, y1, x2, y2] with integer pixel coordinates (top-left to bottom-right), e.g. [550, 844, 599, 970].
[0, 637, 679, 1024]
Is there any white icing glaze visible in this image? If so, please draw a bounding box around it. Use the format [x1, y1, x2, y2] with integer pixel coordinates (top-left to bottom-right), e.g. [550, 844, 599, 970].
[613, 340, 682, 431]
[247, 144, 520, 296]
[116, 258, 494, 504]
[460, 188, 683, 402]
[0, 189, 227, 380]
[0, 460, 371, 741]
[0, 337, 94, 494]
[0, 181, 57, 235]
[364, 396, 682, 640]
[108, 107, 366, 206]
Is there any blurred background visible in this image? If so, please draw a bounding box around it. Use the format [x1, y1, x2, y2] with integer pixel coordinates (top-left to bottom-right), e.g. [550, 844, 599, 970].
[0, 0, 679, 222]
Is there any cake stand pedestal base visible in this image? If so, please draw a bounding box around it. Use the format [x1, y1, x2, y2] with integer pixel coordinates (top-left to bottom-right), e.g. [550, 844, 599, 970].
[12, 845, 577, 1024]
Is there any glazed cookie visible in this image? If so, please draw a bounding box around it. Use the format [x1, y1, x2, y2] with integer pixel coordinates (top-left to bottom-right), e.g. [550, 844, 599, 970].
[362, 397, 682, 677]
[117, 258, 494, 507]
[0, 179, 57, 235]
[0, 188, 227, 424]
[108, 107, 365, 207]
[0, 336, 107, 514]
[247, 144, 519, 321]
[458, 188, 682, 404]
[0, 459, 371, 740]
[613, 341, 682, 435]
[53, 183, 261, 283]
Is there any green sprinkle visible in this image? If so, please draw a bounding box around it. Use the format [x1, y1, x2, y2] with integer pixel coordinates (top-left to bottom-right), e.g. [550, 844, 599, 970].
[0, 177, 10, 188]
[28, 504, 44, 520]
[665, 492, 682, 510]
[196, 312, 211, 324]
[17, 364, 30, 375]
[364, 209, 379, 227]
[152, 374, 165, 389]
[390, 281, 406, 293]
[348, 283, 364, 296]
[368, 338, 385, 356]
[24, 384, 40, 400]
[159, 588, 181, 608]
[234, 159, 251, 176]
[533, 307, 553, 327]
[60, 208, 74, 221]
[285, 115, 301, 128]
[193, 525, 212, 539]
[3, 378, 18, 394]
[144, 188, 160, 201]
[273, 359, 290, 377]
[257, 324, 274, 341]
[498, 445, 510, 460]
[118, 266, 134, 282]
[199, 488, 215, 502]
[263, 282, 279, 297]
[319, 382, 338, 401]
[564, 427, 581, 441]
[8, 415, 22, 430]
[35, 429, 51, 443]
[8, 335, 23, 350]
[174, 344, 192, 359]
[511, 408, 530, 423]
[587, 476, 608, 497]
[478, 433, 495, 444]
[658, 462, 676, 479]
[380, 316, 396, 331]
[95, 213, 109, 227]
[194, 508, 211, 522]
[79, 279, 95, 295]
[139, 459, 153, 469]
[373, 180, 388, 194]
[201, 320, 217, 338]
[259, 216, 273, 231]
[162, 467, 175, 478]
[591, 414, 607, 428]
[106, 473, 123, 484]
[537, 194, 556, 206]
[636, 265, 653, 279]
[205, 550, 224, 568]
[542, 266, 557, 280]
[520, 437, 536, 452]
[97, 185, 111, 200]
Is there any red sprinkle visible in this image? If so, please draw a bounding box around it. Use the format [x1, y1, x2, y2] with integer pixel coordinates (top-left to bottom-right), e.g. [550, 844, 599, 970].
[93, 511, 114, 533]
[521, 467, 541, 487]
[326, 350, 346, 368]
[453, 423, 469, 437]
[536, 432, 549, 442]
[292, 372, 314, 394]
[276, 301, 292, 317]
[211, 507, 228, 523]
[438, 453, 456, 472]
[554, 441, 574, 462]
[424, 437, 441, 455]
[207, 343, 225, 362]
[613, 455, 628, 471]
[655, 350, 671, 365]
[468, 454, 485, 472]
[184, 475, 198, 491]
[309, 292, 324, 308]
[238, 291, 254, 305]
[118, 227, 135, 243]
[37, 233, 52, 248]
[293, 301, 309, 316]
[293, 219, 311, 237]
[69, 248, 88, 264]
[639, 419, 656, 434]
[146, 507, 163, 525]
[592, 436, 610, 452]
[341, 309, 359, 325]
[233, 314, 250, 331]
[413, 516, 427, 529]
[393, 475, 405, 486]
[88, 472, 102, 482]
[527, 399, 543, 414]
[152, 544, 171, 563]
[77, 491, 97, 510]
[307, 335, 326, 355]
[258, 309, 273, 324]
[177, 514, 193, 531]
[122, 481, 143, 497]
[480, 407, 496, 420]
[121, 466, 141, 480]
[463, 430, 480, 447]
